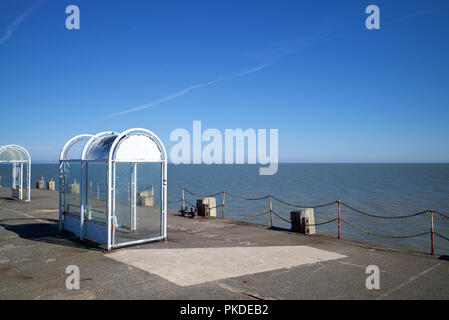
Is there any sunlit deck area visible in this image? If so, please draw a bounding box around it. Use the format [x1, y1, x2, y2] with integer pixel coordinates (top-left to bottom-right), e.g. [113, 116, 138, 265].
[0, 188, 448, 300]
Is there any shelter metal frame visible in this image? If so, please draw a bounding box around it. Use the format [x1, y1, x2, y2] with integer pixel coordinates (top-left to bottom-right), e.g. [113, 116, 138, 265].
[0, 145, 31, 202]
[59, 128, 167, 250]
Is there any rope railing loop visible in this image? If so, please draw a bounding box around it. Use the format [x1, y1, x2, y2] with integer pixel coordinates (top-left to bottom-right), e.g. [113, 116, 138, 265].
[206, 191, 226, 197]
[307, 217, 338, 227]
[341, 218, 430, 239]
[271, 196, 337, 209]
[340, 202, 429, 219]
[183, 188, 224, 198]
[434, 211, 449, 220]
[246, 195, 271, 201]
[271, 210, 290, 224]
[225, 192, 250, 200]
[175, 187, 449, 254]
[243, 211, 271, 219]
[183, 188, 199, 197]
[167, 199, 182, 204]
[435, 232, 449, 242]
[220, 191, 271, 201]
[184, 199, 196, 207]
[207, 204, 223, 210]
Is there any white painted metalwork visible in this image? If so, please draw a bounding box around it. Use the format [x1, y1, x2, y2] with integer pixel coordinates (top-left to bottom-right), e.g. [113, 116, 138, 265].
[0, 144, 31, 202]
[58, 134, 93, 231]
[131, 162, 137, 231]
[59, 134, 93, 161]
[59, 128, 167, 250]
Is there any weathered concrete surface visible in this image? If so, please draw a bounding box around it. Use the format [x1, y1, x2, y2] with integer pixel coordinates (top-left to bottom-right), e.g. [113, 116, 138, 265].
[0, 188, 448, 300]
[108, 246, 347, 287]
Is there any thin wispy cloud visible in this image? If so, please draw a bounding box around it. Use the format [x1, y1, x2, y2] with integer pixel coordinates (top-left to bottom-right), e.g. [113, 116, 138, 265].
[103, 63, 271, 119]
[0, 0, 43, 46]
[103, 29, 346, 120]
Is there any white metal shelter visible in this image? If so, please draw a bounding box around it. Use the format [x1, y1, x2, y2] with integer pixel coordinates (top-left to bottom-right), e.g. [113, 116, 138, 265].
[0, 145, 31, 202]
[59, 128, 167, 250]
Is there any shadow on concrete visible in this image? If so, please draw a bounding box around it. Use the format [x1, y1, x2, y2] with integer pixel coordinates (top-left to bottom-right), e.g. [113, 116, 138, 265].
[0, 219, 104, 251]
[268, 226, 291, 232]
[0, 196, 18, 201]
[438, 255, 449, 261]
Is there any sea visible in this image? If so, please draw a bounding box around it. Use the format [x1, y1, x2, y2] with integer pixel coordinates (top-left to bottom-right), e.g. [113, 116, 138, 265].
[1, 163, 448, 255]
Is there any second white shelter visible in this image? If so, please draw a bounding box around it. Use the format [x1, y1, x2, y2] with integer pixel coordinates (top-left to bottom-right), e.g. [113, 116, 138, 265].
[0, 145, 31, 202]
[59, 128, 167, 250]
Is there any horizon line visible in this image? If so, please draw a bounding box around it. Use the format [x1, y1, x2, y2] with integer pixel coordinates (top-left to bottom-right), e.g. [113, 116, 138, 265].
[28, 161, 449, 164]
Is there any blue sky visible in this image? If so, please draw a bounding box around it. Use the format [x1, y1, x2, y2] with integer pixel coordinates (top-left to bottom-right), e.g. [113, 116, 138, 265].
[0, 0, 448, 162]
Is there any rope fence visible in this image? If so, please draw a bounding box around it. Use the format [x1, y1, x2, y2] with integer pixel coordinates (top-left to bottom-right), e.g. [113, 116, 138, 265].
[306, 217, 339, 227]
[436, 232, 449, 242]
[435, 211, 449, 220]
[272, 210, 291, 224]
[340, 202, 428, 219]
[171, 187, 449, 255]
[341, 219, 430, 239]
[272, 196, 337, 209]
[167, 199, 182, 204]
[244, 211, 271, 219]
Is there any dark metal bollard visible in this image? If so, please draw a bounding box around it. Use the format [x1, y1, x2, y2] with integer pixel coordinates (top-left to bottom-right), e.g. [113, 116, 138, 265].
[290, 211, 302, 233]
[290, 209, 316, 235]
[196, 199, 210, 217]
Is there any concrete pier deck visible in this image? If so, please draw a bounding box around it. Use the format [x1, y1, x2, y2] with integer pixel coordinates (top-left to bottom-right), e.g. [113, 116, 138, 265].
[0, 188, 448, 300]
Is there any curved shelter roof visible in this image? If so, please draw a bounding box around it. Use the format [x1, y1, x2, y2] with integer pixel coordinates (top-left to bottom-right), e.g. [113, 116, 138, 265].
[0, 145, 31, 162]
[62, 128, 166, 162]
[84, 134, 118, 161]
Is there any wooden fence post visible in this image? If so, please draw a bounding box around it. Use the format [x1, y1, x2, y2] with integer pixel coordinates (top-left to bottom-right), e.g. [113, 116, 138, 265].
[430, 209, 435, 255]
[338, 200, 341, 239]
[182, 187, 185, 210]
[222, 191, 226, 219]
[269, 196, 273, 227]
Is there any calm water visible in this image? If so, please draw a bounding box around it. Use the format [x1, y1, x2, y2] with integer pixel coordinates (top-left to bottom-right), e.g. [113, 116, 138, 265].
[1, 163, 448, 254]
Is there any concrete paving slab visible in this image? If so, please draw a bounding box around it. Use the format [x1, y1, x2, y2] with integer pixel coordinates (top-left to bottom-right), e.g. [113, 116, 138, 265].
[108, 246, 346, 286]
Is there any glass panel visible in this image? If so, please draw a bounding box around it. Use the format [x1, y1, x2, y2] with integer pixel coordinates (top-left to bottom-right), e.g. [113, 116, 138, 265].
[0, 147, 27, 161]
[86, 162, 108, 223]
[85, 135, 118, 161]
[63, 161, 81, 215]
[12, 163, 21, 189]
[114, 162, 162, 245]
[23, 163, 29, 189]
[0, 163, 27, 189]
[0, 163, 10, 187]
[137, 162, 162, 238]
[64, 141, 87, 160]
[114, 162, 133, 244]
